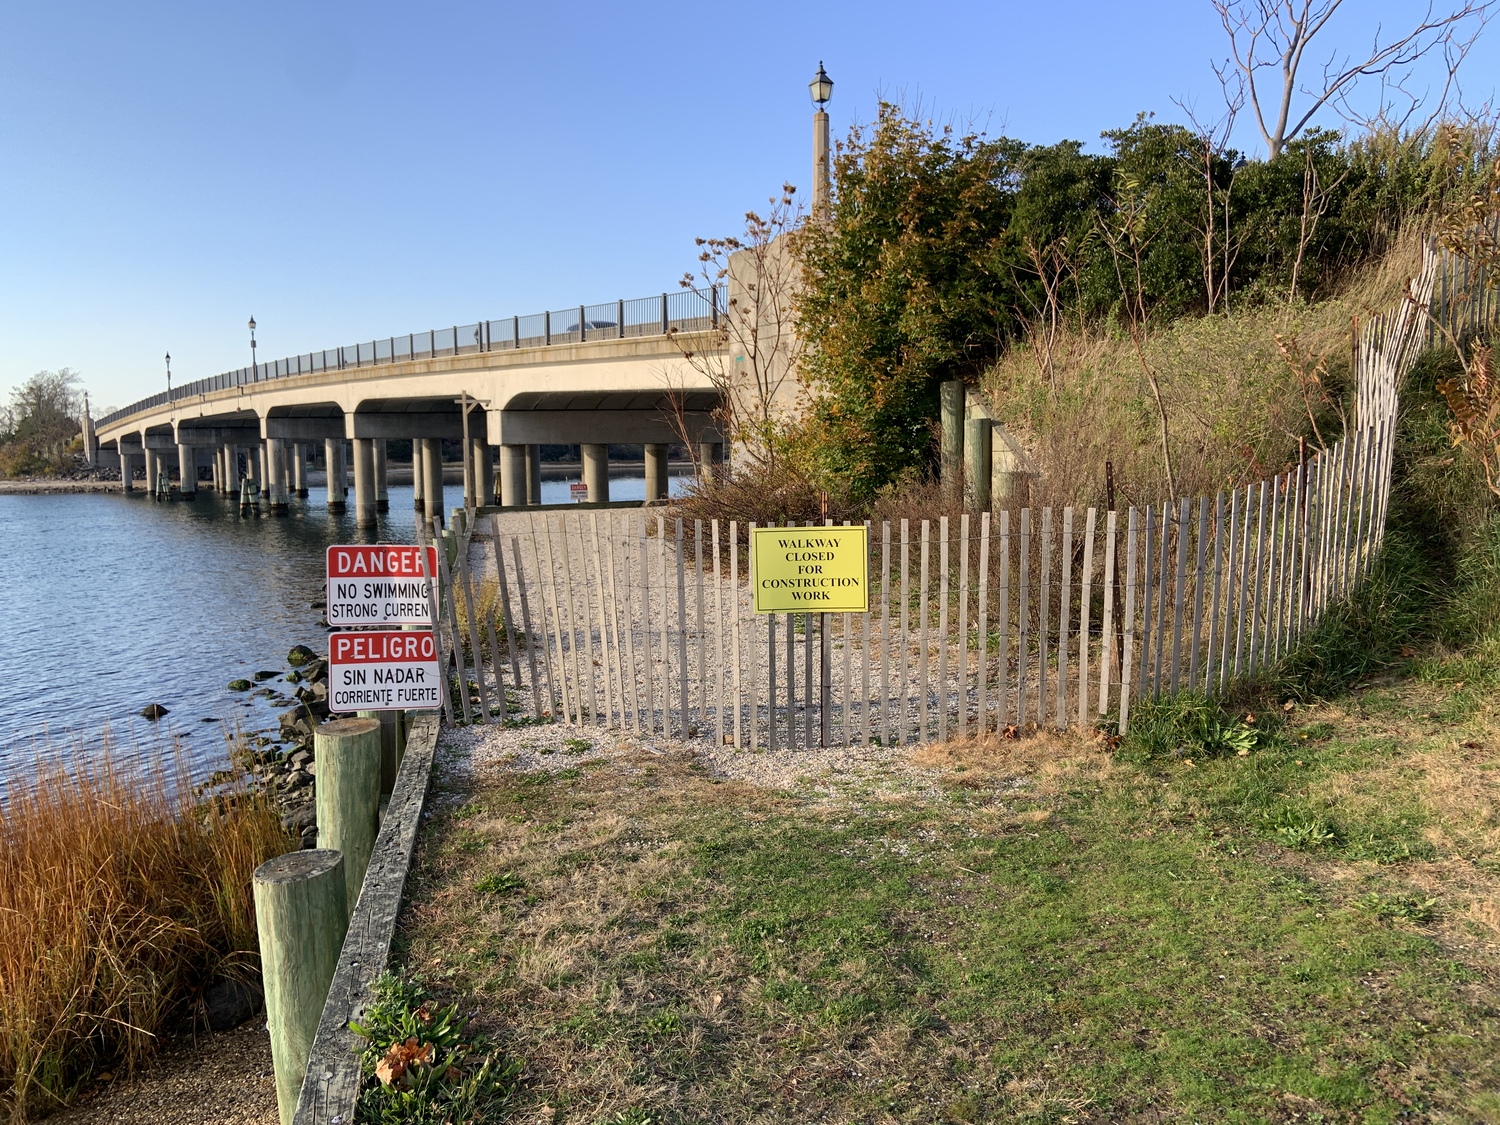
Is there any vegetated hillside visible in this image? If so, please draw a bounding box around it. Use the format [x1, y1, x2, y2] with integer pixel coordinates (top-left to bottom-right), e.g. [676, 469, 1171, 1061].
[983, 232, 1428, 512]
[786, 108, 1495, 504]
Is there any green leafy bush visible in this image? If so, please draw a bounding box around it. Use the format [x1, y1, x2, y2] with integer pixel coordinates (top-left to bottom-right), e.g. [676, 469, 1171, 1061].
[351, 973, 522, 1124]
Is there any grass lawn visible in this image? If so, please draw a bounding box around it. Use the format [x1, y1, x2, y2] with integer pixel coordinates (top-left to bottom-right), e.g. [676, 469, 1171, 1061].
[396, 668, 1500, 1124]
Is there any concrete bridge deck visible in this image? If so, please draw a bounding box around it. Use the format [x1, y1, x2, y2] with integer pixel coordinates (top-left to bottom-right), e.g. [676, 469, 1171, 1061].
[93, 287, 728, 525]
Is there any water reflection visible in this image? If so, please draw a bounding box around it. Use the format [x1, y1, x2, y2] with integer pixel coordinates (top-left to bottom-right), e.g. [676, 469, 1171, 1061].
[0, 468, 689, 789]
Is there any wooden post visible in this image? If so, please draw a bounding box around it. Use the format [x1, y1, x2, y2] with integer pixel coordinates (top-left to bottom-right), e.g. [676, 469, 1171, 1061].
[1119, 508, 1139, 733]
[957, 514, 970, 738]
[314, 717, 382, 917]
[1098, 509, 1117, 716]
[940, 380, 964, 499]
[254, 849, 348, 1125]
[977, 512, 990, 735]
[881, 522, 892, 745]
[998, 511, 1011, 727]
[1018, 509, 1031, 725]
[919, 520, 931, 743]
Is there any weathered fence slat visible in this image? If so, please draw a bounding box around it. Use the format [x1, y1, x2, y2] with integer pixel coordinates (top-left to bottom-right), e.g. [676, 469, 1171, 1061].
[1018, 508, 1032, 725]
[957, 514, 970, 739]
[977, 511, 991, 736]
[1099, 508, 1117, 716]
[1119, 507, 1139, 732]
[1058, 507, 1073, 729]
[1076, 507, 1094, 726]
[998, 511, 1011, 728]
[1169, 497, 1189, 694]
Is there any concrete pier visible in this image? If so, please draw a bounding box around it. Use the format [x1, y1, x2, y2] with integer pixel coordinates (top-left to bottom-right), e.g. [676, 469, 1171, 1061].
[413, 440, 427, 511]
[268, 439, 290, 514]
[582, 443, 609, 503]
[698, 441, 724, 486]
[325, 439, 347, 510]
[178, 442, 197, 496]
[292, 442, 308, 497]
[500, 444, 525, 507]
[526, 444, 541, 505]
[353, 438, 377, 528]
[421, 438, 444, 521]
[259, 445, 271, 503]
[645, 443, 668, 502]
[121, 446, 137, 492]
[467, 437, 493, 509]
[374, 442, 389, 512]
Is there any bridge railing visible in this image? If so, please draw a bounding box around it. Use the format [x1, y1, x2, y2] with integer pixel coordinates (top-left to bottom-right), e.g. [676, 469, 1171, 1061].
[97, 284, 723, 430]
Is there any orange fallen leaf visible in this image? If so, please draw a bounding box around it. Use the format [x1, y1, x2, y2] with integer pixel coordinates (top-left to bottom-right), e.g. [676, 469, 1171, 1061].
[375, 1037, 433, 1087]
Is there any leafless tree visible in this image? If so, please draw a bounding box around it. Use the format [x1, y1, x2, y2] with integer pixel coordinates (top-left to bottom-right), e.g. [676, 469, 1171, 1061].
[1178, 96, 1251, 313]
[1212, 0, 1496, 157]
[1012, 235, 1075, 393]
[668, 185, 807, 472]
[1099, 176, 1180, 501]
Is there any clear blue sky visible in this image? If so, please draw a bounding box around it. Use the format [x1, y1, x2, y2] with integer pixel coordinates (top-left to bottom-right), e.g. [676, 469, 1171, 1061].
[2, 0, 1493, 412]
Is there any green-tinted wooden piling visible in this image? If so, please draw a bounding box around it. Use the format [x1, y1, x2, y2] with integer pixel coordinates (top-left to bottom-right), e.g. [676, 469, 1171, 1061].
[252, 849, 348, 1125]
[356, 709, 405, 796]
[313, 718, 382, 916]
[940, 379, 964, 498]
[965, 416, 991, 511]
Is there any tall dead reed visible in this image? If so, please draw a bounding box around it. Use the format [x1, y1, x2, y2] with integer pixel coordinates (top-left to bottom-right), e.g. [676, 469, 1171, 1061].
[0, 738, 292, 1120]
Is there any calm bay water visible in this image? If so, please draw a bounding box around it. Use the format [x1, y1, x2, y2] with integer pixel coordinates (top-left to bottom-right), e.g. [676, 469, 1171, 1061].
[0, 467, 684, 792]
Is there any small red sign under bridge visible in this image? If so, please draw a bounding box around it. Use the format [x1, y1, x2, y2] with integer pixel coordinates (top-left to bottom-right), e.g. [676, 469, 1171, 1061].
[328, 630, 443, 712]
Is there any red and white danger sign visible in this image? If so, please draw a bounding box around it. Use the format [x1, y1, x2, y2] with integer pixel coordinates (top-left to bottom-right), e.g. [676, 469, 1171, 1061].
[328, 630, 443, 712]
[325, 545, 439, 627]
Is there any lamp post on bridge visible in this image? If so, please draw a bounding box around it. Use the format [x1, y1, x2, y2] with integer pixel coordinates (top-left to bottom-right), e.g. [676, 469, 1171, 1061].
[248, 316, 258, 375]
[809, 61, 834, 220]
[165, 352, 171, 396]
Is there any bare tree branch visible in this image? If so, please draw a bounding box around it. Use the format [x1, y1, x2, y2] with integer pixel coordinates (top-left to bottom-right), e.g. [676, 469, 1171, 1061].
[1212, 0, 1495, 156]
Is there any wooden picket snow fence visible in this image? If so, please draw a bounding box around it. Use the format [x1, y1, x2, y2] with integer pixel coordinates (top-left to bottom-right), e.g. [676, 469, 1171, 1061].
[430, 240, 1484, 743]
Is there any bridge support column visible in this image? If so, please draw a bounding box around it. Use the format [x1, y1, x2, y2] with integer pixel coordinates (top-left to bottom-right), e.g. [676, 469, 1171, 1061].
[422, 439, 445, 522]
[526, 444, 541, 505]
[412, 441, 425, 511]
[466, 438, 493, 509]
[582, 444, 609, 503]
[325, 439, 347, 510]
[177, 443, 197, 497]
[143, 448, 159, 497]
[268, 439, 290, 514]
[698, 442, 723, 486]
[500, 444, 526, 507]
[645, 443, 669, 502]
[353, 438, 377, 529]
[480, 443, 496, 506]
[292, 443, 308, 498]
[209, 448, 222, 493]
[375, 442, 389, 511]
[221, 445, 234, 491]
[120, 448, 137, 492]
[259, 445, 271, 503]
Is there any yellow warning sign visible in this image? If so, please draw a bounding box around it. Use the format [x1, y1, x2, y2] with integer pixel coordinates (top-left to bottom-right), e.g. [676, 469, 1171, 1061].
[751, 525, 869, 613]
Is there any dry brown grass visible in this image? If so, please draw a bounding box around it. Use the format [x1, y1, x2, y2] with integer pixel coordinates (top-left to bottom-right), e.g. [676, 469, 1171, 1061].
[983, 233, 1429, 510]
[0, 740, 292, 1121]
[907, 727, 1117, 799]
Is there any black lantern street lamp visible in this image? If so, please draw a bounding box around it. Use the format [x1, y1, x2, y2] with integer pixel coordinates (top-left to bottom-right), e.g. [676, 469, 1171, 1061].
[165, 351, 172, 395]
[248, 316, 258, 373]
[809, 61, 834, 107]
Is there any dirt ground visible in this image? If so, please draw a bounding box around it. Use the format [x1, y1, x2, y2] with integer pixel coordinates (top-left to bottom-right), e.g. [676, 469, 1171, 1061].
[46, 1021, 276, 1125]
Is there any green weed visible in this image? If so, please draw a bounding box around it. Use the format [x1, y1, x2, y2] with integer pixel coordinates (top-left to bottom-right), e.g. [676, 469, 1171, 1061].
[1358, 892, 1439, 924]
[473, 872, 524, 896]
[350, 972, 522, 1125]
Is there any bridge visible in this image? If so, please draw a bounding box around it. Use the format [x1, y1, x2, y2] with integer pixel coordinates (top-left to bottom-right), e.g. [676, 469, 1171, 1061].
[92, 286, 728, 526]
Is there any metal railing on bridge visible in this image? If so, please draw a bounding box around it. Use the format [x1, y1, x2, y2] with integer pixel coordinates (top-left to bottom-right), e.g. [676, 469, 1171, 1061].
[97, 285, 724, 430]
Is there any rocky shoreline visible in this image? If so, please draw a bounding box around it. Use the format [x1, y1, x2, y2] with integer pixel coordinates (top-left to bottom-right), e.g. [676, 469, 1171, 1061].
[224, 642, 330, 848]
